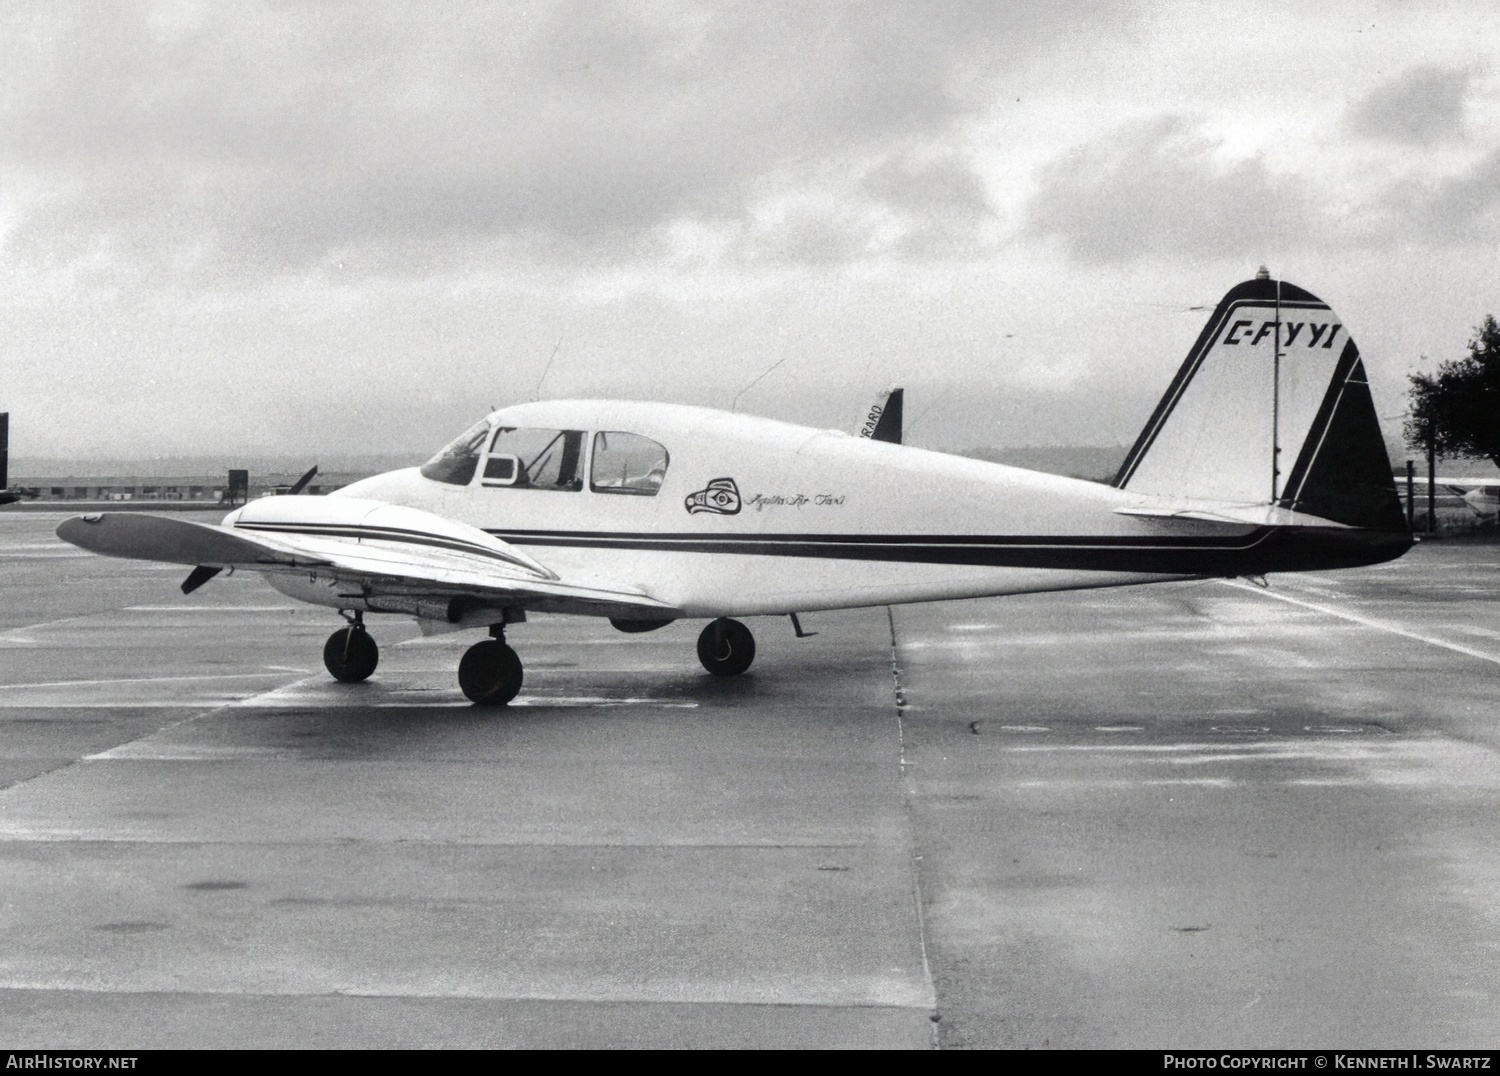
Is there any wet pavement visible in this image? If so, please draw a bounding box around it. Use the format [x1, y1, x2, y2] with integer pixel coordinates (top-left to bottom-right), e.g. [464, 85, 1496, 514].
[2, 510, 1497, 1047]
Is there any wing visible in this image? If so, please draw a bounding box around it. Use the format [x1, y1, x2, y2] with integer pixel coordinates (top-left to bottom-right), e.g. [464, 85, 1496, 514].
[56, 497, 681, 623]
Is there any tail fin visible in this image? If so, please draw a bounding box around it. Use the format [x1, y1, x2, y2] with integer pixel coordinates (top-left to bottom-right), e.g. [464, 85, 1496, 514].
[857, 388, 903, 444]
[1114, 274, 1405, 531]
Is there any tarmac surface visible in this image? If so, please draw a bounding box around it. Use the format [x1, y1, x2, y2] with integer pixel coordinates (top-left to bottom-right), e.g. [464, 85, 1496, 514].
[1, 509, 1498, 1048]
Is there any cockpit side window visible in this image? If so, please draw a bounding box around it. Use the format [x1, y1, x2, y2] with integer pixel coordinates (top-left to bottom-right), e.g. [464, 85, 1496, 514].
[486, 427, 585, 491]
[419, 419, 490, 486]
[590, 432, 669, 496]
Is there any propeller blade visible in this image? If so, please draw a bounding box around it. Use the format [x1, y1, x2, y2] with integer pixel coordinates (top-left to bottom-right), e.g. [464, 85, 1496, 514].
[181, 565, 221, 594]
[287, 465, 319, 495]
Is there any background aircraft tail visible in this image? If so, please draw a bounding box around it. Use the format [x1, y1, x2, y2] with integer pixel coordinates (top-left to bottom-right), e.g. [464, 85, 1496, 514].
[1113, 273, 1406, 531]
[857, 388, 903, 444]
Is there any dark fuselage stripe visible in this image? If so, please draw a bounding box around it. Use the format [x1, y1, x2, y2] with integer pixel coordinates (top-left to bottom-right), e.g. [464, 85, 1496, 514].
[482, 525, 1410, 574]
[485, 527, 1272, 550]
[484, 526, 1276, 571]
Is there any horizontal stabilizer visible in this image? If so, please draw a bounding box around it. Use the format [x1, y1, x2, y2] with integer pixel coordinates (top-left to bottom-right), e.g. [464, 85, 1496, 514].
[1115, 502, 1349, 528]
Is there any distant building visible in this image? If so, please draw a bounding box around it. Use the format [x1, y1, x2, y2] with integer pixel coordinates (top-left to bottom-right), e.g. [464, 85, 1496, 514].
[8, 473, 371, 504]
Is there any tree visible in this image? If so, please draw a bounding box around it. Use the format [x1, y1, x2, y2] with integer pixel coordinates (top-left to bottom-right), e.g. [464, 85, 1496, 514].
[1405, 315, 1500, 468]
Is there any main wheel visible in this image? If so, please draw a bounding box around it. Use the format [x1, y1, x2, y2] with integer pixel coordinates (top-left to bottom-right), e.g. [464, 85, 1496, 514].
[696, 618, 755, 676]
[323, 627, 378, 683]
[458, 639, 524, 705]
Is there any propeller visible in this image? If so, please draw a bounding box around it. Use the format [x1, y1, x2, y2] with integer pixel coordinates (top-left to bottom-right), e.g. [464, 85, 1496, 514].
[180, 464, 317, 593]
[181, 565, 220, 594]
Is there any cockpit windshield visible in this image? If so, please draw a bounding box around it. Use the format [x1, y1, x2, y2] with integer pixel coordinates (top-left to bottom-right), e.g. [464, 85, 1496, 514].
[419, 419, 490, 486]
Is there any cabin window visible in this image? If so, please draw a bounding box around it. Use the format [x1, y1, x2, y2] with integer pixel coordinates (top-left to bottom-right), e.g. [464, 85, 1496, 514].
[485, 427, 585, 491]
[590, 431, 669, 496]
[419, 419, 490, 486]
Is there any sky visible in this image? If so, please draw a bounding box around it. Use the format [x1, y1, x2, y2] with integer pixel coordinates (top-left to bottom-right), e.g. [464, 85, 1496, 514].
[3, 0, 1499, 461]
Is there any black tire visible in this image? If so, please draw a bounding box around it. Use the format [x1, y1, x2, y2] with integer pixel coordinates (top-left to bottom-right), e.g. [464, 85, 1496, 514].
[458, 639, 524, 705]
[323, 627, 378, 683]
[696, 618, 755, 676]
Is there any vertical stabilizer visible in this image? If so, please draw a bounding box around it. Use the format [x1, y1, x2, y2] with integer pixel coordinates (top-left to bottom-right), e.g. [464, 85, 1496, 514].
[1115, 277, 1404, 530]
[858, 389, 904, 444]
[870, 388, 903, 444]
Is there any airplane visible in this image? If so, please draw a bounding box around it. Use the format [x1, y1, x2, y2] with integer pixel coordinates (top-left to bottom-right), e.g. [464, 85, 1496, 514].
[58, 272, 1412, 705]
[857, 388, 903, 444]
[1399, 476, 1500, 518]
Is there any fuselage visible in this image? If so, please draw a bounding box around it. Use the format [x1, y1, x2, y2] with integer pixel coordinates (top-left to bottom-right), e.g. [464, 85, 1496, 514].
[1468, 490, 1500, 516]
[319, 400, 1410, 619]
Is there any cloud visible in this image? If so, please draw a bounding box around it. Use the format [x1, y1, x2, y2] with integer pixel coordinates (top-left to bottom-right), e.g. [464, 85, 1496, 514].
[1379, 147, 1500, 244]
[859, 153, 995, 257]
[0, 0, 1125, 282]
[1023, 116, 1316, 265]
[1344, 64, 1473, 146]
[656, 150, 997, 269]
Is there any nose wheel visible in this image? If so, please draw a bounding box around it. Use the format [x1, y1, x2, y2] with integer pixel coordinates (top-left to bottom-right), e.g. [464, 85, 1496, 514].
[323, 624, 379, 683]
[697, 617, 755, 676]
[459, 637, 524, 705]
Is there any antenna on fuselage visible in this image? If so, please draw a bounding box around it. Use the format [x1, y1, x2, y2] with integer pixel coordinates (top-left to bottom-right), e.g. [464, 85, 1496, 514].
[1260, 265, 1283, 505]
[731, 352, 790, 413]
[533, 337, 563, 402]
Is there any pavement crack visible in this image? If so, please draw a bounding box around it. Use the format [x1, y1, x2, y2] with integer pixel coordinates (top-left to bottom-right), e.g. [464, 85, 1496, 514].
[886, 605, 940, 1044]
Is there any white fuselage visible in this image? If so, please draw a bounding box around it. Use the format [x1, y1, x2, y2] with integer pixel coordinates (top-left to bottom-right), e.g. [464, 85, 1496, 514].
[324, 401, 1251, 619]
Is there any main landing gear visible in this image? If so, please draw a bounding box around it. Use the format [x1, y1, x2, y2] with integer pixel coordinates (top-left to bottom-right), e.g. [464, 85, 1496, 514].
[697, 617, 755, 676]
[458, 625, 524, 706]
[322, 614, 755, 703]
[323, 614, 378, 683]
[322, 613, 523, 706]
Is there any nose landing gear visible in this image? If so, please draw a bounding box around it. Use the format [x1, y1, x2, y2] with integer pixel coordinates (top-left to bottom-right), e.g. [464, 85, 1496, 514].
[323, 613, 379, 683]
[458, 624, 524, 705]
[697, 617, 755, 676]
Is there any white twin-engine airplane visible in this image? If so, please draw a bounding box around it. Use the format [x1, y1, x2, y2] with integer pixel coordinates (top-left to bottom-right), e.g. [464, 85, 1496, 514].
[1405, 477, 1500, 518]
[59, 274, 1412, 705]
